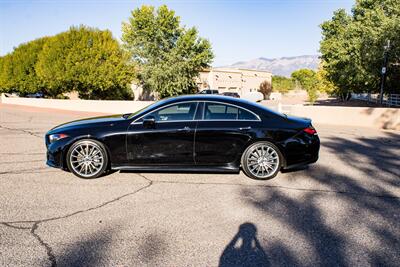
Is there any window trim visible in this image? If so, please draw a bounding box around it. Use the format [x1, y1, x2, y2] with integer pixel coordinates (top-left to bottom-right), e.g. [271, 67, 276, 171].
[131, 100, 261, 124]
[132, 101, 199, 124]
[201, 101, 261, 122]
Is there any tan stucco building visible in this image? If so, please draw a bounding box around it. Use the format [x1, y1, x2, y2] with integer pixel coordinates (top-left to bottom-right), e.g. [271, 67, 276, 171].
[197, 68, 272, 96]
[131, 67, 272, 100]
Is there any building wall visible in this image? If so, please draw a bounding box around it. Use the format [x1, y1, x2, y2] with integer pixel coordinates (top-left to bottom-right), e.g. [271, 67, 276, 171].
[132, 67, 272, 100]
[197, 68, 272, 96]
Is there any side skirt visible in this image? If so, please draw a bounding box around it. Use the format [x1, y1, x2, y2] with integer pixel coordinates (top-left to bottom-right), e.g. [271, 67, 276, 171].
[111, 165, 240, 174]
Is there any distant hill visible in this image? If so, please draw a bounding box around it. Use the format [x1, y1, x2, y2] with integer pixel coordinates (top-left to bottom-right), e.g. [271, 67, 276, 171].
[224, 55, 320, 77]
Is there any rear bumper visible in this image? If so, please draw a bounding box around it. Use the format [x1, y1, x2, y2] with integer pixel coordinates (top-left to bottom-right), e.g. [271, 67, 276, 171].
[282, 133, 320, 168]
[284, 154, 318, 170]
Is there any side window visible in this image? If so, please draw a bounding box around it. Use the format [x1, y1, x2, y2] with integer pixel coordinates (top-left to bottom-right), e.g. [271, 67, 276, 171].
[238, 108, 259, 121]
[203, 102, 259, 121]
[204, 103, 238, 120]
[148, 102, 198, 121]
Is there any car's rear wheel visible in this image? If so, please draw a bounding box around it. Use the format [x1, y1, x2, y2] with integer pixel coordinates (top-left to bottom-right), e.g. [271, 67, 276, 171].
[66, 139, 108, 179]
[241, 141, 282, 180]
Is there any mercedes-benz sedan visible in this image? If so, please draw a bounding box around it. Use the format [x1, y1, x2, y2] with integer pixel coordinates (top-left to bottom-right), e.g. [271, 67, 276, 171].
[45, 95, 319, 179]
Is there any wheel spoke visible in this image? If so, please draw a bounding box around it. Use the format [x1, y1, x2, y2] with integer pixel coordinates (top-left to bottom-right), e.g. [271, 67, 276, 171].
[90, 162, 97, 171]
[80, 163, 85, 173]
[76, 147, 85, 157]
[256, 166, 261, 176]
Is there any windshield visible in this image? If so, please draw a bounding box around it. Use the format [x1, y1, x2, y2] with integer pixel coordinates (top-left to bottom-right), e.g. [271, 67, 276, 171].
[127, 98, 172, 119]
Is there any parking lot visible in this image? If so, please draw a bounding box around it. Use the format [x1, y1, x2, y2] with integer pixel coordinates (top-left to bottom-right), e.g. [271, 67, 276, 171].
[1, 103, 399, 266]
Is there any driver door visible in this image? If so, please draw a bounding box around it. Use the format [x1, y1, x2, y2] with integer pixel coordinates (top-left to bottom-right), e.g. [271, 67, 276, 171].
[126, 101, 198, 165]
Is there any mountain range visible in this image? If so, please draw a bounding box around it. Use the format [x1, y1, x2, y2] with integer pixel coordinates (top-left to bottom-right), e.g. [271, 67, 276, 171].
[223, 55, 320, 77]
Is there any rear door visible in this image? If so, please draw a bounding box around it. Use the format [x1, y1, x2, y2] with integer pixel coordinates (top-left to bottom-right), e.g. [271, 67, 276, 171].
[194, 101, 261, 166]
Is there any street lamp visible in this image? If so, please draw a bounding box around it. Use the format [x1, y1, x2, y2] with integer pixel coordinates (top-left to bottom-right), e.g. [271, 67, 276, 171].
[379, 40, 390, 105]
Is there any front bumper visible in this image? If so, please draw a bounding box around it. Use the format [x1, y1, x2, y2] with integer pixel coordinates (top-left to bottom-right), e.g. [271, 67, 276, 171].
[45, 135, 72, 169]
[46, 151, 63, 168]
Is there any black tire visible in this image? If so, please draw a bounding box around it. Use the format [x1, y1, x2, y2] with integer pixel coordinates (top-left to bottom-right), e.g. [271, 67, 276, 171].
[66, 139, 109, 179]
[241, 141, 283, 180]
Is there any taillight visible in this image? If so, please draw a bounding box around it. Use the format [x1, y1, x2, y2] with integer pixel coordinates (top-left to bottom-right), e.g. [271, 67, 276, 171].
[303, 126, 317, 135]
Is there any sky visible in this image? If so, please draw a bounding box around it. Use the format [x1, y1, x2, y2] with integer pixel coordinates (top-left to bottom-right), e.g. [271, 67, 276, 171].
[0, 0, 354, 66]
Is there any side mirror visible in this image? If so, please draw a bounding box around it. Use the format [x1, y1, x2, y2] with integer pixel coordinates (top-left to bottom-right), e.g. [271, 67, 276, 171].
[143, 115, 156, 128]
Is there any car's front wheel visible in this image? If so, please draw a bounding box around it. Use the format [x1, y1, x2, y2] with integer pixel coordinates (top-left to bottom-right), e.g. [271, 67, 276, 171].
[241, 141, 282, 179]
[66, 139, 108, 179]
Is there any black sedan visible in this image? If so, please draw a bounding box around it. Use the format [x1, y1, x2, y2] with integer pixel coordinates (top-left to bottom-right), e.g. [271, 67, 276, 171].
[45, 95, 319, 179]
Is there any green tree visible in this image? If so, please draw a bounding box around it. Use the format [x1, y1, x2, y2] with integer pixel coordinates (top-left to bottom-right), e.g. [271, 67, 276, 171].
[271, 75, 295, 93]
[0, 54, 14, 93]
[291, 69, 319, 104]
[316, 63, 336, 95]
[122, 5, 214, 99]
[0, 37, 48, 95]
[320, 0, 400, 98]
[36, 26, 134, 99]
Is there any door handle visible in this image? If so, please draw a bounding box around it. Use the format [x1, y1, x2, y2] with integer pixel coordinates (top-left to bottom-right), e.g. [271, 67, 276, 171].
[178, 126, 191, 132]
[238, 126, 252, 131]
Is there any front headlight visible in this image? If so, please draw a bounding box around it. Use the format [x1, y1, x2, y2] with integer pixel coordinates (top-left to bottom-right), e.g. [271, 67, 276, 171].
[49, 133, 69, 143]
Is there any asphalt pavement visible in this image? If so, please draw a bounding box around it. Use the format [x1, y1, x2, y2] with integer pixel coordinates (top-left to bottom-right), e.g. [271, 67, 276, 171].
[0, 103, 399, 266]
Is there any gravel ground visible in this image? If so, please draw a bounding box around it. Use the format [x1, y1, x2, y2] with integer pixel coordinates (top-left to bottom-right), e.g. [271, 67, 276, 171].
[0, 103, 399, 267]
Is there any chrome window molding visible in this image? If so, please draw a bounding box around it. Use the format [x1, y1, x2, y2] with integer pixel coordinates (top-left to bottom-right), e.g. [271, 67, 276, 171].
[131, 100, 261, 125]
[201, 101, 261, 122]
[132, 101, 199, 124]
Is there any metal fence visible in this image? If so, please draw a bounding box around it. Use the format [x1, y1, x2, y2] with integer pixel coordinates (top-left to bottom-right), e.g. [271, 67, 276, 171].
[351, 93, 400, 107]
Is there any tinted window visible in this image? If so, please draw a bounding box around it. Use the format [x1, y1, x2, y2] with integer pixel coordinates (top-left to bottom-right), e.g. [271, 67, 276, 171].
[148, 102, 197, 121]
[204, 102, 258, 121]
[204, 103, 238, 120]
[239, 108, 258, 120]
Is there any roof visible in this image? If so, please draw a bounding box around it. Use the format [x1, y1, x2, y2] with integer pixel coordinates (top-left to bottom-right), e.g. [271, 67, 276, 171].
[160, 94, 261, 109]
[212, 67, 272, 74]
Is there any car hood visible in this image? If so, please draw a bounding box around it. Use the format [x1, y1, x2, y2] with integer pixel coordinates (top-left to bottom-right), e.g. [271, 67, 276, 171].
[49, 114, 128, 132]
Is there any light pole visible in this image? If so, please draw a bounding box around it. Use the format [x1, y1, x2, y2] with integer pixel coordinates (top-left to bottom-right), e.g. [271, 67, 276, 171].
[379, 40, 390, 105]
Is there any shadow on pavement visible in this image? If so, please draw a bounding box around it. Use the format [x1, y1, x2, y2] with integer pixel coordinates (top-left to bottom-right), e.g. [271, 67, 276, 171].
[55, 229, 113, 267]
[219, 223, 269, 267]
[239, 131, 400, 266]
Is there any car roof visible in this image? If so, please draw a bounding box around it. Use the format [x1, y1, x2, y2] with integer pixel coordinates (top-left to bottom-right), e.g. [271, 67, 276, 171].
[165, 95, 285, 118]
[129, 94, 284, 120]
[163, 94, 246, 105]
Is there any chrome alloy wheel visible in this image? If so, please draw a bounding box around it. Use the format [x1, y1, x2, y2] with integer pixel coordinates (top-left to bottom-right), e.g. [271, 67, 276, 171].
[246, 144, 279, 179]
[69, 141, 105, 178]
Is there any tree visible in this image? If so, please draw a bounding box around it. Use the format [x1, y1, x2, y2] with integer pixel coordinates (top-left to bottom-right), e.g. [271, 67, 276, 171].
[1, 26, 134, 99]
[36, 26, 135, 99]
[271, 76, 295, 93]
[291, 69, 319, 104]
[0, 54, 14, 93]
[0, 37, 48, 95]
[259, 80, 272, 99]
[320, 0, 400, 98]
[122, 5, 214, 99]
[316, 63, 336, 95]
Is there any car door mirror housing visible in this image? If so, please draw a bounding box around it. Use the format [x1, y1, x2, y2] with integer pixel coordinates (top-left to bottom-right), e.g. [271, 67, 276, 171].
[143, 116, 156, 128]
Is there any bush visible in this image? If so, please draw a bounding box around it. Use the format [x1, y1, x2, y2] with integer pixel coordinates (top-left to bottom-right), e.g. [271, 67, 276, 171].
[259, 80, 272, 99]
